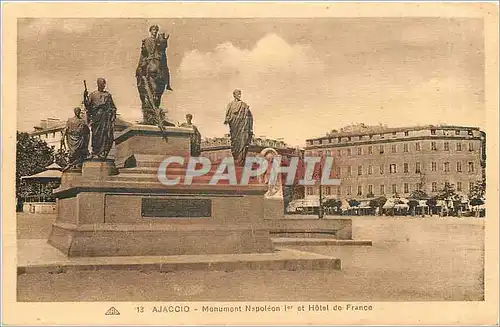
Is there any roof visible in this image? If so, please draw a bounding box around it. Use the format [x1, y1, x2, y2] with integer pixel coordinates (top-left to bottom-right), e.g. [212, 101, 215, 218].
[21, 169, 62, 180]
[46, 162, 62, 170]
[20, 162, 62, 180]
[307, 124, 481, 141]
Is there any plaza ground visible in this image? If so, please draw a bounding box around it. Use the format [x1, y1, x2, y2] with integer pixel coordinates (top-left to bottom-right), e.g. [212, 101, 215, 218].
[16, 213, 484, 301]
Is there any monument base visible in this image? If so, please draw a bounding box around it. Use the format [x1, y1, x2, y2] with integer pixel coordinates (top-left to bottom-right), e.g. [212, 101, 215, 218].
[47, 125, 275, 257]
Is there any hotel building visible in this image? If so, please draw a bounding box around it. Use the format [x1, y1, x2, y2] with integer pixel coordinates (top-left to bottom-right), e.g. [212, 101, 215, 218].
[304, 124, 485, 200]
[201, 135, 299, 163]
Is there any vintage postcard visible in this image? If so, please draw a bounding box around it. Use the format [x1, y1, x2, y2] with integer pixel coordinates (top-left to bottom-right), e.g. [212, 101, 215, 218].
[2, 2, 499, 326]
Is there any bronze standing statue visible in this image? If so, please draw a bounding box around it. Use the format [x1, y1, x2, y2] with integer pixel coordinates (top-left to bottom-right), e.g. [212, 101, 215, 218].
[224, 89, 254, 166]
[136, 24, 173, 125]
[84, 78, 117, 159]
[61, 107, 90, 171]
[179, 113, 202, 156]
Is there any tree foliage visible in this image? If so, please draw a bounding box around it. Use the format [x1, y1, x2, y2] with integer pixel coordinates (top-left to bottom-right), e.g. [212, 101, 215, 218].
[409, 190, 429, 200]
[468, 178, 486, 202]
[16, 132, 55, 201]
[348, 199, 360, 207]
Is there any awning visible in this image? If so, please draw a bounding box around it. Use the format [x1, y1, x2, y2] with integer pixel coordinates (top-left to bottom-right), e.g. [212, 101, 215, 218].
[383, 198, 395, 209]
[21, 162, 62, 181]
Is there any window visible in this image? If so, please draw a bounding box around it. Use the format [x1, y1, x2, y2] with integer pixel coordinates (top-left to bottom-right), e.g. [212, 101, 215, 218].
[404, 163, 409, 173]
[469, 182, 474, 191]
[347, 137, 351, 141]
[368, 185, 373, 195]
[404, 131, 410, 136]
[431, 162, 437, 171]
[337, 187, 341, 196]
[469, 142, 474, 151]
[432, 182, 438, 192]
[456, 162, 462, 172]
[324, 186, 331, 195]
[416, 183, 422, 191]
[456, 143, 462, 151]
[431, 142, 437, 150]
[346, 186, 352, 195]
[413, 162, 420, 173]
[416, 142, 421, 151]
[392, 131, 397, 136]
[431, 129, 436, 135]
[389, 164, 397, 173]
[338, 137, 342, 143]
[391, 144, 397, 153]
[357, 147, 362, 155]
[358, 136, 362, 141]
[467, 130, 473, 136]
[368, 146, 373, 155]
[468, 162, 475, 172]
[335, 166, 341, 177]
[379, 145, 385, 154]
[307, 187, 313, 195]
[368, 165, 373, 175]
[444, 142, 449, 151]
[347, 148, 352, 156]
[369, 134, 373, 139]
[444, 162, 450, 172]
[347, 166, 352, 176]
[457, 182, 462, 192]
[358, 165, 363, 176]
[403, 143, 409, 152]
[455, 130, 460, 135]
[380, 185, 385, 194]
[380, 164, 384, 175]
[380, 133, 385, 139]
[392, 184, 397, 194]
[357, 185, 363, 196]
[337, 150, 342, 157]
[404, 183, 409, 193]
[319, 139, 323, 145]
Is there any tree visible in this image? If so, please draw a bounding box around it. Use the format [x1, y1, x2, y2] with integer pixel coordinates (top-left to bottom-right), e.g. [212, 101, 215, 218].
[409, 190, 428, 200]
[323, 199, 342, 214]
[369, 196, 387, 216]
[348, 199, 360, 207]
[426, 197, 438, 215]
[54, 147, 69, 168]
[469, 178, 486, 217]
[407, 199, 419, 216]
[16, 132, 54, 208]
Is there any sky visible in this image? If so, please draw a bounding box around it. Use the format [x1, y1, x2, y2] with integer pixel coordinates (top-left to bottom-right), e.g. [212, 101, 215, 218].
[17, 18, 485, 146]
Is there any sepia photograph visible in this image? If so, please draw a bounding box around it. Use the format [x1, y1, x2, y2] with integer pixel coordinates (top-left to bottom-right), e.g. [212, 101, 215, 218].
[2, 2, 498, 326]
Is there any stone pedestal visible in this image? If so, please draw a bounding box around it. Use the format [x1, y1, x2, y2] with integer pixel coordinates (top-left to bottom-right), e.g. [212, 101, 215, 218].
[48, 125, 274, 257]
[114, 124, 193, 168]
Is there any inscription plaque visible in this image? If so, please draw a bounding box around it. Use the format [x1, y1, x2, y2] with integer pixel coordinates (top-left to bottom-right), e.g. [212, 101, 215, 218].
[141, 198, 212, 217]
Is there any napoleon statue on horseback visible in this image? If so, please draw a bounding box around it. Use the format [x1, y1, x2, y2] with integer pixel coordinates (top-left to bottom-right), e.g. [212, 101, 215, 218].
[136, 25, 174, 126]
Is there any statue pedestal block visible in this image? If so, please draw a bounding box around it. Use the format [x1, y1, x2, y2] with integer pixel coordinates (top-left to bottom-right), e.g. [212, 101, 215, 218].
[114, 124, 193, 168]
[48, 124, 274, 257]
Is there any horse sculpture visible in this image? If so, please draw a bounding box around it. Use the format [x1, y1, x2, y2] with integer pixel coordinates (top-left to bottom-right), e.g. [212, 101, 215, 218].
[136, 29, 173, 126]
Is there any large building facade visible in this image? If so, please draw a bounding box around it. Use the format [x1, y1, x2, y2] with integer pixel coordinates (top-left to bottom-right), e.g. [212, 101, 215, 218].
[201, 135, 298, 163]
[304, 124, 485, 200]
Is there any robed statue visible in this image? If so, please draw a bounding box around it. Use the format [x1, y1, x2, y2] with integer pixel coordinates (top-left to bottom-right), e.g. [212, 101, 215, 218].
[179, 113, 202, 156]
[224, 89, 253, 166]
[136, 25, 173, 125]
[84, 78, 117, 159]
[61, 107, 90, 171]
